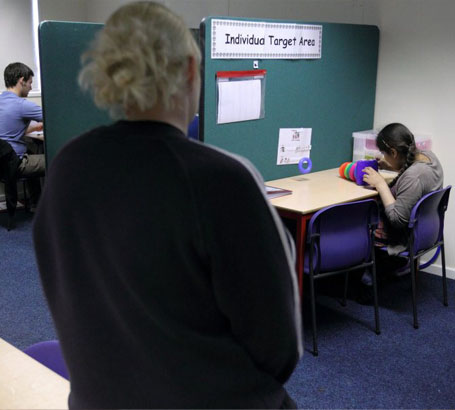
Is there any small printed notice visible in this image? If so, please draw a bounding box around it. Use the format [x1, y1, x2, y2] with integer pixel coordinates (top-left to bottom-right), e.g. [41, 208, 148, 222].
[217, 79, 262, 124]
[277, 128, 312, 165]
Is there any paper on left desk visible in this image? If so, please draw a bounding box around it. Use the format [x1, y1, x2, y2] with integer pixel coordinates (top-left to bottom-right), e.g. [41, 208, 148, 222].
[265, 185, 292, 199]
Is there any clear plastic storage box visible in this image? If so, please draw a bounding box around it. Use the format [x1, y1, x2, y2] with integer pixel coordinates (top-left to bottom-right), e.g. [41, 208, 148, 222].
[352, 130, 432, 162]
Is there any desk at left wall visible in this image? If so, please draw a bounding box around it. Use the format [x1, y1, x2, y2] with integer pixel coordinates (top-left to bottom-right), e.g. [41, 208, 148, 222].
[0, 337, 69, 409]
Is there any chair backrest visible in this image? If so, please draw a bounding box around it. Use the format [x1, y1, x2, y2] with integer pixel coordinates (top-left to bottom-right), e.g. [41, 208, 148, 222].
[0, 140, 21, 219]
[0, 138, 15, 158]
[187, 114, 199, 140]
[0, 139, 19, 176]
[408, 185, 451, 254]
[0, 138, 20, 171]
[24, 340, 69, 380]
[306, 199, 379, 273]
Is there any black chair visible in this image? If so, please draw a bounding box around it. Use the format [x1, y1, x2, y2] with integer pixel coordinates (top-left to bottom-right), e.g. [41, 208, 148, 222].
[393, 186, 451, 329]
[0, 139, 31, 230]
[304, 199, 380, 356]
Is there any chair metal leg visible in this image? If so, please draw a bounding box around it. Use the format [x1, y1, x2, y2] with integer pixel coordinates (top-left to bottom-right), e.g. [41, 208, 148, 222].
[371, 265, 380, 335]
[410, 254, 419, 329]
[309, 273, 318, 356]
[22, 180, 29, 211]
[341, 272, 348, 307]
[441, 243, 448, 307]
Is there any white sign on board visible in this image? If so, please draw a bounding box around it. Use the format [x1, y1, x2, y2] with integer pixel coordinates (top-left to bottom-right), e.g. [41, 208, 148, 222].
[277, 128, 312, 165]
[211, 19, 322, 59]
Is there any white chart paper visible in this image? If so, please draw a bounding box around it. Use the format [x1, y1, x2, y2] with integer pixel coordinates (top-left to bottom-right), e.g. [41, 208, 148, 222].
[217, 79, 262, 124]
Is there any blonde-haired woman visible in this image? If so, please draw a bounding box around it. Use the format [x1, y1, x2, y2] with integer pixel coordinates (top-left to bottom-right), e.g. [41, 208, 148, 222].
[33, 2, 301, 408]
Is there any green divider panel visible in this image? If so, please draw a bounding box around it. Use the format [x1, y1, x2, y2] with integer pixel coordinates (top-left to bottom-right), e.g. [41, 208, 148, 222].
[200, 17, 379, 181]
[39, 21, 111, 165]
[39, 18, 378, 177]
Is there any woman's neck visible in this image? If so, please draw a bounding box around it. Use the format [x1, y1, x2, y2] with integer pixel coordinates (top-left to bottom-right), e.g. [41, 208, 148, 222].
[125, 99, 191, 135]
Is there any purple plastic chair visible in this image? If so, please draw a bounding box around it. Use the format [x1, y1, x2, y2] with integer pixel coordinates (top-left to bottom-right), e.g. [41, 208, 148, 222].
[304, 199, 380, 356]
[395, 185, 451, 329]
[24, 340, 69, 380]
[187, 114, 199, 140]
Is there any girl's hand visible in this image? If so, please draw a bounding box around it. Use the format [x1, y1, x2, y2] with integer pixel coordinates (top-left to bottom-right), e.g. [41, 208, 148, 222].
[363, 166, 396, 207]
[362, 167, 386, 189]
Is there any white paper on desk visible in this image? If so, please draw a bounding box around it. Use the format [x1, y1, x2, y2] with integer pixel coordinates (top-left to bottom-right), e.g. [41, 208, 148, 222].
[26, 120, 44, 139]
[217, 79, 261, 124]
[277, 128, 312, 165]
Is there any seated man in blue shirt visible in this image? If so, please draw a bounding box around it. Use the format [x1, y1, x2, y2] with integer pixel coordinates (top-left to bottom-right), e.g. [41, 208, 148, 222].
[0, 62, 45, 208]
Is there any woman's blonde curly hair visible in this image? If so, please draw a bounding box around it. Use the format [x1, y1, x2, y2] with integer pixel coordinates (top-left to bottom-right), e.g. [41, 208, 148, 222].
[78, 1, 201, 118]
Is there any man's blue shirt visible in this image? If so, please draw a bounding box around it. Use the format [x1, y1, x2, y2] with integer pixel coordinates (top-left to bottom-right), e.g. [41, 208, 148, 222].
[0, 91, 43, 157]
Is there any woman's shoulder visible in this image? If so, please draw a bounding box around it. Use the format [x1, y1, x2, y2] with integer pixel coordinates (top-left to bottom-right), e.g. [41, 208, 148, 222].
[409, 150, 441, 170]
[418, 150, 439, 163]
[49, 124, 116, 168]
[188, 141, 265, 185]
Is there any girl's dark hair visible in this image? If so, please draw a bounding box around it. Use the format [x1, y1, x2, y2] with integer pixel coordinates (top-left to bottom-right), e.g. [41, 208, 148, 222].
[376, 123, 417, 188]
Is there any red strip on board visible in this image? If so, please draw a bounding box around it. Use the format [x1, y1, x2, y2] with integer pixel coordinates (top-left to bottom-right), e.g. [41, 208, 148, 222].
[216, 69, 267, 78]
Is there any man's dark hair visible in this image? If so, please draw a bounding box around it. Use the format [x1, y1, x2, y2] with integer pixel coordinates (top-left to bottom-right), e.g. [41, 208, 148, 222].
[4, 62, 34, 88]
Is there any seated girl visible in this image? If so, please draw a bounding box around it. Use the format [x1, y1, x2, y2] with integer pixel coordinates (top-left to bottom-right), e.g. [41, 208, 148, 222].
[359, 123, 444, 302]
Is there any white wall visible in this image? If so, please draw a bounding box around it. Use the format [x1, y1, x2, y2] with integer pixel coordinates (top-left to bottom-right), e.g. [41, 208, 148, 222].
[38, 0, 88, 22]
[84, 0, 151, 23]
[228, 0, 368, 22]
[1, 0, 453, 275]
[0, 0, 36, 90]
[370, 0, 455, 277]
[77, 0, 372, 26]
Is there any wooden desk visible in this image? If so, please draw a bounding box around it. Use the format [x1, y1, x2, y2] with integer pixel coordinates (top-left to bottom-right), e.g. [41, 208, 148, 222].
[0, 338, 69, 409]
[267, 168, 383, 295]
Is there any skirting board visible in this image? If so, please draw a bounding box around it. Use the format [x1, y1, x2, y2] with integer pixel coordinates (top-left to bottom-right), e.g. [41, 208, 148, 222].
[424, 264, 455, 280]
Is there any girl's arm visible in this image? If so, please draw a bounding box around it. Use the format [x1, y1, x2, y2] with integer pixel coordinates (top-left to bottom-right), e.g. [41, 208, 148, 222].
[363, 167, 395, 207]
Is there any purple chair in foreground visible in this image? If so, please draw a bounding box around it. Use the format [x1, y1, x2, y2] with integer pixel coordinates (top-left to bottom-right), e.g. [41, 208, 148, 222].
[304, 199, 380, 356]
[394, 185, 451, 329]
[24, 340, 69, 380]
